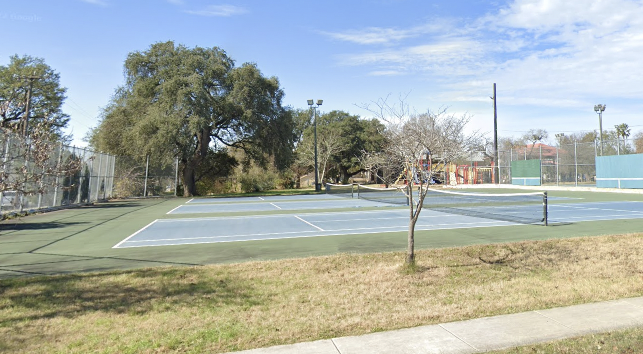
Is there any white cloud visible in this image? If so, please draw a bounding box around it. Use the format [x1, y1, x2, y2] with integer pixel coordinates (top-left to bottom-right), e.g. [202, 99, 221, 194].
[323, 27, 414, 45]
[184, 5, 248, 17]
[332, 0, 643, 111]
[322, 21, 454, 45]
[368, 70, 406, 76]
[339, 38, 487, 78]
[80, 0, 108, 6]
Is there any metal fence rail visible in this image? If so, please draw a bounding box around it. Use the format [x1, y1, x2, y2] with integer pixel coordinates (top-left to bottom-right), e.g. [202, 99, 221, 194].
[449, 138, 641, 187]
[0, 129, 116, 214]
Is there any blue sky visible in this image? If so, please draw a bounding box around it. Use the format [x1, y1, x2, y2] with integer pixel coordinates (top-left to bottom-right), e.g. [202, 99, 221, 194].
[2, 0, 642, 147]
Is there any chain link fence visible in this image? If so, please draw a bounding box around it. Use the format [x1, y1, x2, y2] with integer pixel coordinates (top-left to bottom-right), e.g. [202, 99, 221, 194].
[111, 155, 178, 199]
[0, 129, 116, 214]
[448, 138, 641, 187]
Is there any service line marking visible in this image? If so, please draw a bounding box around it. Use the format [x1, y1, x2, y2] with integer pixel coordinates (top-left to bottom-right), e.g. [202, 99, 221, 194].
[295, 215, 325, 231]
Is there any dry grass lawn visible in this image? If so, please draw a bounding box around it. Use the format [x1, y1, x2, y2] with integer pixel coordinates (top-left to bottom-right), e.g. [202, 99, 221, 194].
[1, 233, 643, 353]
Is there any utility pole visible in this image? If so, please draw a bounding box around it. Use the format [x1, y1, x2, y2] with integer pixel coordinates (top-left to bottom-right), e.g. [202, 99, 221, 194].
[20, 75, 42, 136]
[492, 83, 499, 184]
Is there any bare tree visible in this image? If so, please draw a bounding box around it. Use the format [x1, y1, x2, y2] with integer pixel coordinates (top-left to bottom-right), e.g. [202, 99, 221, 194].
[522, 129, 548, 159]
[360, 96, 481, 266]
[635, 131, 643, 154]
[0, 117, 81, 212]
[295, 128, 343, 185]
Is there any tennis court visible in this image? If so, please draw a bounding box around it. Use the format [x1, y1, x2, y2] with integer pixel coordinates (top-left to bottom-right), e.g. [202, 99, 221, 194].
[114, 191, 643, 249]
[168, 195, 391, 214]
[3, 187, 643, 278]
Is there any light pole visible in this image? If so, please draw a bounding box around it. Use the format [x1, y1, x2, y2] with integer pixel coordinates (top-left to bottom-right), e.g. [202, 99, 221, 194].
[594, 104, 606, 156]
[492, 83, 499, 184]
[555, 133, 564, 186]
[308, 99, 323, 191]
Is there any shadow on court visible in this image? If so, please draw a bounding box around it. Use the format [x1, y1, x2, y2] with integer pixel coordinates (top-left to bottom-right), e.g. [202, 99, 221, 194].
[0, 266, 262, 327]
[0, 198, 200, 279]
[0, 221, 89, 232]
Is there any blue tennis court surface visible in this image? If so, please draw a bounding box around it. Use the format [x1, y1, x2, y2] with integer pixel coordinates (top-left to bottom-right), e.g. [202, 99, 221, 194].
[113, 194, 643, 249]
[115, 209, 512, 248]
[169, 196, 391, 214]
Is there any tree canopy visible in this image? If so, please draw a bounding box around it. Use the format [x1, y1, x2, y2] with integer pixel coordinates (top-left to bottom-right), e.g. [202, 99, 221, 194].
[295, 110, 387, 184]
[0, 55, 69, 138]
[91, 41, 295, 196]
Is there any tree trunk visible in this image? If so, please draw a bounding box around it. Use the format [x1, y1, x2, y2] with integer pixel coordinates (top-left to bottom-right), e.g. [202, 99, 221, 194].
[406, 183, 415, 265]
[407, 218, 416, 265]
[181, 128, 211, 197]
[182, 165, 197, 197]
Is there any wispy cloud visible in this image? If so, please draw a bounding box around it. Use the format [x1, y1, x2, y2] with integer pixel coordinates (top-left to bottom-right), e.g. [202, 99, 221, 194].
[80, 0, 109, 6]
[339, 38, 486, 78]
[323, 27, 414, 45]
[322, 21, 454, 45]
[368, 70, 406, 77]
[184, 5, 248, 17]
[166, 0, 184, 5]
[330, 0, 643, 109]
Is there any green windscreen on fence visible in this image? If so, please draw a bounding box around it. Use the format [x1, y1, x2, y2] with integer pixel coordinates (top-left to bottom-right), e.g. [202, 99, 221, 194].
[596, 154, 643, 189]
[511, 159, 541, 186]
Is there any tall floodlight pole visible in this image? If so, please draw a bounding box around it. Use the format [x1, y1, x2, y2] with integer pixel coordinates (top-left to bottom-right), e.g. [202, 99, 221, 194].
[594, 104, 606, 156]
[555, 133, 564, 186]
[308, 99, 323, 191]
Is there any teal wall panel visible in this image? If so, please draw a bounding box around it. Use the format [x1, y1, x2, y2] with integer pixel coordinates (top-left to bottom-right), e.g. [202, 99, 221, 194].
[596, 154, 643, 189]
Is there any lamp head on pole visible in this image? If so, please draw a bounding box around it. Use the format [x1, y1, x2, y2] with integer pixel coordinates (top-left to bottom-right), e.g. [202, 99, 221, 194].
[307, 99, 314, 106]
[316, 99, 323, 106]
[594, 104, 606, 113]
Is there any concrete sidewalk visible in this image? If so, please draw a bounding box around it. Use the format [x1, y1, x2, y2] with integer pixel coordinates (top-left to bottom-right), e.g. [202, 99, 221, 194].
[225, 297, 643, 354]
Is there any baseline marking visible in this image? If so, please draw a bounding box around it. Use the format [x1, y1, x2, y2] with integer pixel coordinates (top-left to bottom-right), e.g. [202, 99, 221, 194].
[166, 205, 183, 215]
[112, 220, 159, 248]
[115, 220, 510, 248]
[270, 203, 282, 210]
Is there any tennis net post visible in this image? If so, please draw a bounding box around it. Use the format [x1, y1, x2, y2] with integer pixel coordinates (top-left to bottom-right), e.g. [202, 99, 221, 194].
[543, 191, 548, 226]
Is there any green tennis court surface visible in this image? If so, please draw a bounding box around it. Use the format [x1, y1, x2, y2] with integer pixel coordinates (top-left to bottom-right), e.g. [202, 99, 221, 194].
[2, 189, 643, 278]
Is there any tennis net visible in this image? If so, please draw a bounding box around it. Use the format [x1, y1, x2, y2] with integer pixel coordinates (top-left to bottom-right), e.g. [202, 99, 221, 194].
[355, 187, 547, 225]
[326, 183, 409, 205]
[421, 188, 548, 225]
[356, 185, 409, 205]
[325, 183, 547, 225]
[325, 183, 354, 198]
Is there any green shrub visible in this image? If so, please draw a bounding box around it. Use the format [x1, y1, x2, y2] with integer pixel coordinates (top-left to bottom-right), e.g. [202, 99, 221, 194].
[239, 168, 277, 193]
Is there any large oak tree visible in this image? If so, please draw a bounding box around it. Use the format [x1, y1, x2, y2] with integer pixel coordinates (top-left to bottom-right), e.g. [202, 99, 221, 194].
[91, 41, 295, 196]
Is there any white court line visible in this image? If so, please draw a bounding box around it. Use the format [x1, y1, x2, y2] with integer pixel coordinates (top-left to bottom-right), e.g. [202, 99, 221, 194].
[258, 197, 265, 200]
[553, 203, 643, 214]
[123, 229, 322, 243]
[166, 205, 184, 214]
[270, 203, 282, 210]
[187, 198, 194, 203]
[153, 209, 405, 223]
[294, 215, 324, 231]
[115, 221, 513, 248]
[126, 220, 504, 244]
[112, 220, 159, 248]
